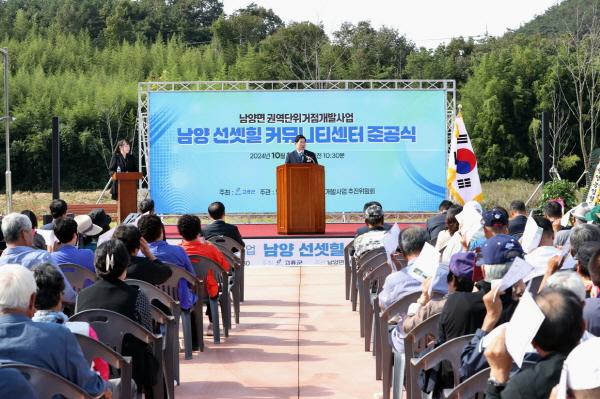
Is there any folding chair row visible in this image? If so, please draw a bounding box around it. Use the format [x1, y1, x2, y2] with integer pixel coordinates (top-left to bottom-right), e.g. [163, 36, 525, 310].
[208, 235, 246, 302]
[378, 290, 422, 399]
[70, 309, 166, 399]
[356, 247, 388, 338]
[0, 362, 103, 399]
[158, 263, 205, 356]
[74, 333, 133, 399]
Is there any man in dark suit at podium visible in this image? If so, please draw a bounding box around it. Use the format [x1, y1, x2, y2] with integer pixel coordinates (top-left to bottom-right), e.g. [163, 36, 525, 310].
[284, 134, 318, 164]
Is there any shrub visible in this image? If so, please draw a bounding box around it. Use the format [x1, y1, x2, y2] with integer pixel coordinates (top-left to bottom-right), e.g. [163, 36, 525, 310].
[539, 180, 578, 210]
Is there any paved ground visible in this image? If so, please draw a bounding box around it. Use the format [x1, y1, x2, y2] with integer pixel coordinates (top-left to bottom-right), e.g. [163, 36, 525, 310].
[177, 266, 381, 399]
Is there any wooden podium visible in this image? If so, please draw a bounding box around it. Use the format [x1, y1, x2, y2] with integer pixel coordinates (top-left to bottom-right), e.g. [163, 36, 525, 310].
[112, 172, 143, 223]
[276, 164, 325, 234]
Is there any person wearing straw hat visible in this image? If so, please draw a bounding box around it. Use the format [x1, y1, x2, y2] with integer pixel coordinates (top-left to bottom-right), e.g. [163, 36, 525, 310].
[50, 218, 97, 272]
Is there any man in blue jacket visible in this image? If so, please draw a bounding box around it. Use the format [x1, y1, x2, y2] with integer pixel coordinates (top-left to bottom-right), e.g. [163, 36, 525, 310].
[0, 264, 111, 398]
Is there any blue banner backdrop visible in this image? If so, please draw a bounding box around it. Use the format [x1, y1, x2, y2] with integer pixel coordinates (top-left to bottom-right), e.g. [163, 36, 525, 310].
[148, 89, 447, 213]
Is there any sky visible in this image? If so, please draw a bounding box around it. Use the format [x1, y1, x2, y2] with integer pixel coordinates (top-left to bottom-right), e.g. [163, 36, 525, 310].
[222, 0, 562, 48]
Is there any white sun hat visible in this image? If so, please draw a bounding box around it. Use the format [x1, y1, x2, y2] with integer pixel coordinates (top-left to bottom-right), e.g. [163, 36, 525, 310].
[74, 215, 103, 236]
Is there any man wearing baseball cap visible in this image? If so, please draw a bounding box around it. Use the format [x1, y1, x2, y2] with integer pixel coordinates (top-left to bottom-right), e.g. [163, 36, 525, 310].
[403, 252, 476, 333]
[482, 208, 509, 238]
[438, 234, 522, 345]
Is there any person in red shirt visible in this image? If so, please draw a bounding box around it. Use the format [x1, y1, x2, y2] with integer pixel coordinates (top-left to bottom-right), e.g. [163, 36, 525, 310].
[177, 214, 230, 329]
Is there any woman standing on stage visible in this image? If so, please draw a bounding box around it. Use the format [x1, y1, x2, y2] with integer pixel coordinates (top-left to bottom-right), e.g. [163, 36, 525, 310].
[109, 138, 138, 200]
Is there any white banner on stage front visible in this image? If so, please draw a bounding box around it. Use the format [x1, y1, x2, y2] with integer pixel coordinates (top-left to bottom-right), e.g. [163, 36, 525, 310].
[167, 236, 353, 266]
[244, 237, 353, 266]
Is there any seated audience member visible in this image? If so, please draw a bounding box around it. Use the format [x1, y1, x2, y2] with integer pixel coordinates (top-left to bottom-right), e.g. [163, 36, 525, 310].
[178, 214, 229, 298]
[139, 199, 155, 215]
[355, 201, 394, 238]
[484, 288, 584, 398]
[0, 216, 5, 254]
[0, 264, 110, 398]
[353, 204, 388, 257]
[439, 234, 522, 344]
[550, 337, 600, 399]
[460, 271, 587, 381]
[508, 200, 528, 238]
[138, 214, 197, 311]
[426, 200, 453, 246]
[31, 264, 109, 380]
[524, 216, 561, 280]
[482, 208, 509, 238]
[178, 214, 230, 332]
[41, 199, 67, 230]
[88, 209, 112, 234]
[202, 201, 245, 248]
[555, 203, 590, 247]
[50, 218, 95, 272]
[76, 239, 158, 394]
[403, 252, 475, 333]
[544, 223, 600, 291]
[575, 241, 600, 294]
[544, 200, 564, 234]
[0, 368, 38, 398]
[0, 213, 76, 302]
[379, 227, 427, 310]
[81, 209, 112, 251]
[20, 210, 46, 250]
[381, 227, 428, 352]
[584, 248, 600, 336]
[570, 224, 600, 292]
[435, 204, 463, 255]
[113, 224, 172, 285]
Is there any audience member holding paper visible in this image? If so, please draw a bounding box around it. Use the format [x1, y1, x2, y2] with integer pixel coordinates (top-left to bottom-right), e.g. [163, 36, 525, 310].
[468, 207, 511, 253]
[523, 216, 560, 281]
[378, 227, 425, 310]
[438, 235, 522, 345]
[460, 270, 589, 381]
[426, 199, 453, 246]
[484, 287, 584, 399]
[548, 337, 600, 399]
[555, 203, 591, 247]
[441, 202, 483, 262]
[542, 224, 600, 296]
[403, 252, 475, 333]
[435, 204, 462, 255]
[583, 248, 600, 336]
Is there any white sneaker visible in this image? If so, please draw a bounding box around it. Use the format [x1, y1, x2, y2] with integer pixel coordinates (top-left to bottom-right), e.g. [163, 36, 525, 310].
[206, 323, 213, 336]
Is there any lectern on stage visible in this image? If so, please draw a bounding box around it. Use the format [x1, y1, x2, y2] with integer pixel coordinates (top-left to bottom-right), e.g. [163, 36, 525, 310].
[276, 164, 325, 234]
[112, 172, 143, 223]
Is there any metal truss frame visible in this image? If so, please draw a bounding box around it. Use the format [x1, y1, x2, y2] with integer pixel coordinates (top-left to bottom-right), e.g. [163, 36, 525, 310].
[137, 80, 456, 218]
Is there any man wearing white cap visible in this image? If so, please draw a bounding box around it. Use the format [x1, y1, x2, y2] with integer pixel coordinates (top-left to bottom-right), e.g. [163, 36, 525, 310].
[50, 217, 101, 272]
[549, 337, 600, 399]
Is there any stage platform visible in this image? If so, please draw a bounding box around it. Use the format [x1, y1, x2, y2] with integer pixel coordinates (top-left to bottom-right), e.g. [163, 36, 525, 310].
[165, 222, 424, 267]
[164, 222, 422, 239]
